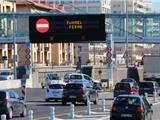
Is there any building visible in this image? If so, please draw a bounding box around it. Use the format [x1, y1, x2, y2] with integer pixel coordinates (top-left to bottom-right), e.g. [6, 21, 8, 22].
[111, 0, 152, 64]
[0, 0, 16, 68]
[45, 0, 111, 65]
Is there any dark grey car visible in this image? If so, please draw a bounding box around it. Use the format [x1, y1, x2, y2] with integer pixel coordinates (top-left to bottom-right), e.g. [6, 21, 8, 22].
[62, 82, 98, 105]
[0, 89, 27, 119]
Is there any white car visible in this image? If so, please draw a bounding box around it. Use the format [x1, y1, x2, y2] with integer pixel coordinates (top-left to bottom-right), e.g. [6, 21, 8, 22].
[0, 71, 14, 80]
[45, 82, 66, 102]
[41, 73, 61, 88]
[64, 73, 95, 84]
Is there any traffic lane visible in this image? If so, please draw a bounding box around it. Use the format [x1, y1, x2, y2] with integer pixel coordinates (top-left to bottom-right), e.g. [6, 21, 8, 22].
[152, 102, 160, 120]
[12, 100, 112, 120]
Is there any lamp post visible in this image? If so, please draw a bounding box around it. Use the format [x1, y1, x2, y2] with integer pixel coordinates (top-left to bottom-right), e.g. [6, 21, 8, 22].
[124, 0, 129, 68]
[12, 0, 17, 79]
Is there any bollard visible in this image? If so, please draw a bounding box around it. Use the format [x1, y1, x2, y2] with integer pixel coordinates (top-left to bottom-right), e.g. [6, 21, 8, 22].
[28, 110, 33, 120]
[153, 90, 157, 102]
[50, 107, 55, 120]
[101, 99, 106, 112]
[145, 92, 148, 101]
[87, 98, 91, 115]
[1, 114, 6, 120]
[70, 104, 75, 119]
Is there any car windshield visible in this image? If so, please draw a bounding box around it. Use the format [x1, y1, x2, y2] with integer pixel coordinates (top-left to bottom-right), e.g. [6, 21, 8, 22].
[65, 84, 83, 89]
[0, 72, 11, 75]
[48, 74, 60, 80]
[114, 97, 140, 106]
[70, 75, 82, 80]
[49, 84, 65, 89]
[115, 83, 130, 90]
[140, 83, 153, 88]
[121, 78, 135, 83]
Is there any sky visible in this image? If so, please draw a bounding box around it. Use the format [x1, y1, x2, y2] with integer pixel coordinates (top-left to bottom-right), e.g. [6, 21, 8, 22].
[145, 0, 160, 12]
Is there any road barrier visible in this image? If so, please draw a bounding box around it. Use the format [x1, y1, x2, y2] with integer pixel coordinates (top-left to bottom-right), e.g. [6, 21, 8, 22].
[153, 90, 157, 102]
[28, 110, 33, 120]
[1, 114, 6, 120]
[87, 100, 91, 115]
[101, 99, 106, 112]
[50, 107, 55, 120]
[70, 104, 75, 119]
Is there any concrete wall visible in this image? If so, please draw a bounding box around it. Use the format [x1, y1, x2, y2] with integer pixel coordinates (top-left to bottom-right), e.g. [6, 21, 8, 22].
[0, 66, 144, 89]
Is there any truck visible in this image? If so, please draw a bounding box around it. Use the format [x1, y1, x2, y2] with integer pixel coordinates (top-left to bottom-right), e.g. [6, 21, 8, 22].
[143, 55, 160, 83]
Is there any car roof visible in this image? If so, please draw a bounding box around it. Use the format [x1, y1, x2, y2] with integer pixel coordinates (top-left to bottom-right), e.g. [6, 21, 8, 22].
[117, 94, 143, 98]
[140, 81, 156, 83]
[116, 82, 133, 84]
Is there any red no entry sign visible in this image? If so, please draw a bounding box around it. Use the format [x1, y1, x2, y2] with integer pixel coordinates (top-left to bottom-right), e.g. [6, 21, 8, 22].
[36, 18, 49, 33]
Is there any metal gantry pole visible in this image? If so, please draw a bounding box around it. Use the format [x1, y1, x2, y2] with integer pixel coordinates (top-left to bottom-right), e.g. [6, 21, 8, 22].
[125, 0, 129, 68]
[13, 0, 17, 79]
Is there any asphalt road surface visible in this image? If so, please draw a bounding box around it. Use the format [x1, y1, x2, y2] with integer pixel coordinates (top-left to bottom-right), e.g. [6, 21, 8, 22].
[11, 88, 160, 120]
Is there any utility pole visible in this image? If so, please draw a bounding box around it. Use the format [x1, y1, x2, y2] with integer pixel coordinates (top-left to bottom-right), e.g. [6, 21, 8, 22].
[13, 0, 17, 79]
[125, 0, 129, 68]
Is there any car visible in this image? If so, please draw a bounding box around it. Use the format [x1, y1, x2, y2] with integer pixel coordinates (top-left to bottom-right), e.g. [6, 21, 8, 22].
[64, 73, 94, 85]
[0, 71, 14, 80]
[139, 81, 160, 96]
[41, 73, 61, 88]
[45, 82, 66, 102]
[62, 81, 98, 105]
[0, 89, 27, 119]
[110, 95, 153, 120]
[114, 82, 139, 97]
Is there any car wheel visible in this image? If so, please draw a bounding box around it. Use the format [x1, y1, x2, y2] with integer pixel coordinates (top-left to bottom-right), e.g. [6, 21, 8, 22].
[84, 100, 87, 106]
[62, 100, 67, 105]
[93, 96, 98, 105]
[7, 108, 13, 119]
[45, 99, 50, 102]
[20, 106, 27, 117]
[72, 101, 76, 105]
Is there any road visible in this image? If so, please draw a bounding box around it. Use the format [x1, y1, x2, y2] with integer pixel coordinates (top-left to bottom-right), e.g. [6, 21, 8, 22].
[12, 88, 160, 120]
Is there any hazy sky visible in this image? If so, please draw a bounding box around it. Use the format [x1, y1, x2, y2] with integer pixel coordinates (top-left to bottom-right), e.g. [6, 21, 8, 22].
[145, 0, 160, 12]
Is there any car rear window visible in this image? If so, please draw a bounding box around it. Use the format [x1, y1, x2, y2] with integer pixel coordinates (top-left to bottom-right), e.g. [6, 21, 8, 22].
[114, 97, 140, 106]
[70, 75, 82, 80]
[0, 91, 6, 100]
[140, 82, 153, 88]
[65, 84, 83, 89]
[115, 83, 130, 90]
[49, 84, 65, 89]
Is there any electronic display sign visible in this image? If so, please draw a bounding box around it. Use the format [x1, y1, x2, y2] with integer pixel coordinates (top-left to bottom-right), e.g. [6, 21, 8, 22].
[29, 14, 106, 43]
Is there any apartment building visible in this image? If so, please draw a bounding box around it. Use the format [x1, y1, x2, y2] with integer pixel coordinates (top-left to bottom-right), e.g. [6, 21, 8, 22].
[16, 0, 74, 66]
[45, 0, 111, 65]
[0, 0, 16, 68]
[111, 0, 152, 64]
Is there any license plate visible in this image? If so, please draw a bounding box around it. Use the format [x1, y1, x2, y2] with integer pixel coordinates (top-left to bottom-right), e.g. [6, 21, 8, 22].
[69, 96, 76, 98]
[121, 114, 132, 117]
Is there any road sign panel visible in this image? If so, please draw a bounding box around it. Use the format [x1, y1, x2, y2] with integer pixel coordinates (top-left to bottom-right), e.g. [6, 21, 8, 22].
[106, 46, 112, 51]
[107, 52, 112, 58]
[25, 54, 31, 59]
[25, 48, 30, 54]
[25, 60, 31, 65]
[106, 58, 112, 64]
[36, 18, 49, 33]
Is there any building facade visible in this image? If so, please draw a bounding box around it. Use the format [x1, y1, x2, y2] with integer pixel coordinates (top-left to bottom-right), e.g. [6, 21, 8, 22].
[0, 0, 17, 68]
[111, 0, 152, 64]
[46, 0, 111, 65]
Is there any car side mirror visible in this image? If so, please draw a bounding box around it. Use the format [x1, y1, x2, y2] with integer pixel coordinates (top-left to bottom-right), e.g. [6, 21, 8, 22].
[149, 103, 152, 107]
